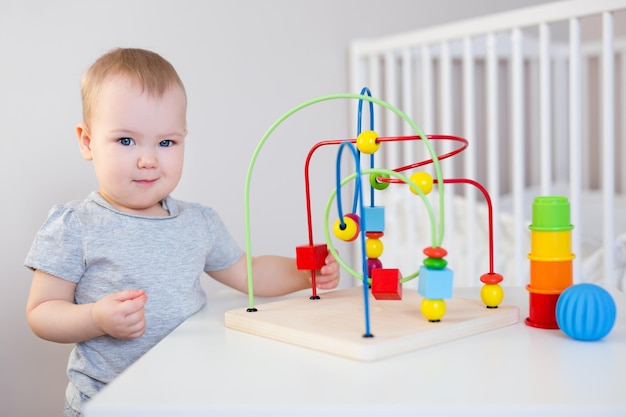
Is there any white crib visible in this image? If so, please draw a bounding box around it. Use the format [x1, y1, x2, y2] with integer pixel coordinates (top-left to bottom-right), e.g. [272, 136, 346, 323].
[348, 0, 626, 290]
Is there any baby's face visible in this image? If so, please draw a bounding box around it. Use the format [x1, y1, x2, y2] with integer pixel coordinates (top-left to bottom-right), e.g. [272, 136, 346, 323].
[80, 76, 187, 216]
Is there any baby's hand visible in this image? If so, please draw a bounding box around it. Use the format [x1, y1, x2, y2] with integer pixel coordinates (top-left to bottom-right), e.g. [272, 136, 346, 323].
[313, 251, 341, 290]
[91, 290, 148, 339]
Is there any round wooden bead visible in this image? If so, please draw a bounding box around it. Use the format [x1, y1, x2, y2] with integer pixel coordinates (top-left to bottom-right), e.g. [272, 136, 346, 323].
[421, 298, 446, 322]
[345, 213, 360, 229]
[409, 171, 433, 195]
[480, 284, 504, 308]
[367, 258, 383, 278]
[423, 246, 447, 258]
[333, 216, 360, 241]
[365, 238, 384, 259]
[356, 130, 380, 154]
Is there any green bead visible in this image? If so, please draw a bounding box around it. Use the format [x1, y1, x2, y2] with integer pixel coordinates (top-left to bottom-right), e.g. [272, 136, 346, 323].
[370, 172, 390, 190]
[423, 257, 447, 269]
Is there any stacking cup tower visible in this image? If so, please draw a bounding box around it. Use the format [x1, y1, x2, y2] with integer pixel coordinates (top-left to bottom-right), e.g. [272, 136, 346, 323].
[525, 196, 574, 329]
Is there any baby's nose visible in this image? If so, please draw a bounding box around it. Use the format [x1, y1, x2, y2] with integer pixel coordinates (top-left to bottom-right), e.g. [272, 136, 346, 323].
[137, 151, 158, 168]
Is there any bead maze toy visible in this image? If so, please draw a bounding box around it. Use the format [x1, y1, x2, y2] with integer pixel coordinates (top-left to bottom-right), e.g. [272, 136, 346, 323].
[225, 89, 520, 360]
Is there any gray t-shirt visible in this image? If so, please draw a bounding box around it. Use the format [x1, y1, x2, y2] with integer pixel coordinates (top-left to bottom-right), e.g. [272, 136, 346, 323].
[25, 192, 243, 401]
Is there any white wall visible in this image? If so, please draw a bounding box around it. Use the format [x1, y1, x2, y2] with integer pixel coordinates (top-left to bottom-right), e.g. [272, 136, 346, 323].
[0, 0, 556, 415]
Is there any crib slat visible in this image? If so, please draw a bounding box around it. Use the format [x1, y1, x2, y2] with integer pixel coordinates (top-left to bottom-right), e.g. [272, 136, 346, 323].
[440, 41, 453, 134]
[486, 32, 501, 281]
[383, 52, 401, 174]
[621, 50, 626, 195]
[367, 55, 381, 121]
[400, 48, 416, 167]
[528, 50, 541, 188]
[569, 17, 582, 284]
[384, 52, 399, 138]
[439, 40, 457, 275]
[511, 28, 526, 286]
[602, 11, 616, 287]
[580, 52, 590, 191]
[418, 45, 435, 190]
[463, 36, 478, 285]
[553, 54, 568, 184]
[348, 46, 366, 133]
[420, 45, 434, 134]
[539, 23, 552, 195]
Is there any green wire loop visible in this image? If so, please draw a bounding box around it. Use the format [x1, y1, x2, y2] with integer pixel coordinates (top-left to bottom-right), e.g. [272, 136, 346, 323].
[244, 93, 445, 310]
[324, 168, 436, 285]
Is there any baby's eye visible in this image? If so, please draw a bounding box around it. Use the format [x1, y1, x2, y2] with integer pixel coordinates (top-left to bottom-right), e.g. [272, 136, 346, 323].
[118, 137, 134, 146]
[159, 139, 174, 147]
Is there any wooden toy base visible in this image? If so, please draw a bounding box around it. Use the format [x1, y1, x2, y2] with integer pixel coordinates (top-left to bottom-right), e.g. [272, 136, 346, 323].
[225, 286, 520, 361]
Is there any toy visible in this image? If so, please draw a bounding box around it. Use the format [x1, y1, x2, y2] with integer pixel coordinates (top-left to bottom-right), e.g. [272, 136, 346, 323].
[525, 196, 575, 329]
[226, 89, 519, 360]
[556, 283, 617, 341]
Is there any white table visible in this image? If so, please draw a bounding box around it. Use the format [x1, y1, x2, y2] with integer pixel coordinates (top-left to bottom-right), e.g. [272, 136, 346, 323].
[84, 286, 626, 417]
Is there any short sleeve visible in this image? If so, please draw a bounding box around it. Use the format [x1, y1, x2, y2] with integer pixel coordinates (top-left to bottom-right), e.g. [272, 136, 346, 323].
[199, 206, 243, 272]
[24, 204, 86, 283]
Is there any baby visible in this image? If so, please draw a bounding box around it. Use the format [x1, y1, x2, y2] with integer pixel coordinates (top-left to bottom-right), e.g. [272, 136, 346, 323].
[25, 48, 340, 417]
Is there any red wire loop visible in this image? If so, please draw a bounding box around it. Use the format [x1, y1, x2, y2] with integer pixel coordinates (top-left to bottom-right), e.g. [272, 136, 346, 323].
[375, 135, 469, 183]
[302, 134, 498, 295]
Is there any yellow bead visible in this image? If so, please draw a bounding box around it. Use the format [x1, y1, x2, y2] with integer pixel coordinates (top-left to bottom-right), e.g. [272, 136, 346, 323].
[356, 130, 380, 154]
[365, 238, 384, 258]
[333, 216, 360, 241]
[421, 298, 446, 322]
[480, 284, 504, 308]
[409, 172, 433, 195]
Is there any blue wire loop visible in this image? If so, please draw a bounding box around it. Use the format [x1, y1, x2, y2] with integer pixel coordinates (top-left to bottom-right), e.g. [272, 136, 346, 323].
[356, 87, 378, 210]
[334, 142, 362, 226]
[356, 87, 374, 135]
[334, 140, 372, 337]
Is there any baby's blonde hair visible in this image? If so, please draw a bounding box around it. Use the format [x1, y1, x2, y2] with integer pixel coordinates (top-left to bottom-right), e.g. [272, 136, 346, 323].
[80, 48, 186, 126]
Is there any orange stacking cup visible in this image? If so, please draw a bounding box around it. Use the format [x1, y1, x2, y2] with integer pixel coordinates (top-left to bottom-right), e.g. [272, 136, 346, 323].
[529, 260, 573, 291]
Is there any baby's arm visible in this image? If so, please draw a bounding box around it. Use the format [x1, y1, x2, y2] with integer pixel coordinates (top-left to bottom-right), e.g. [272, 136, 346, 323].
[26, 270, 148, 343]
[208, 252, 340, 297]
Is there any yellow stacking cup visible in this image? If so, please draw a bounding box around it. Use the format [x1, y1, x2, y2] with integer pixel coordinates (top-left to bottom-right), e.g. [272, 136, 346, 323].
[529, 230, 573, 260]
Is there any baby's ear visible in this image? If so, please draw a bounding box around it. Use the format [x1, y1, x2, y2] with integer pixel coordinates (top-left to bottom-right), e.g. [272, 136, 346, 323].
[76, 123, 94, 161]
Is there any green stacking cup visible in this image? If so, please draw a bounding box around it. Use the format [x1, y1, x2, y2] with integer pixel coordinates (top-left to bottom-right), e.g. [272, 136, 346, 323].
[529, 196, 573, 232]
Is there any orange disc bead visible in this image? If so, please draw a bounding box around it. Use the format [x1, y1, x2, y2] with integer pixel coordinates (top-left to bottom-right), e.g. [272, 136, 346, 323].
[480, 272, 503, 285]
[423, 246, 448, 259]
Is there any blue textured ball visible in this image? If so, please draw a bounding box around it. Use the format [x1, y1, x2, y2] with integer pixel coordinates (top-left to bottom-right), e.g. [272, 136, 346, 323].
[556, 283, 617, 341]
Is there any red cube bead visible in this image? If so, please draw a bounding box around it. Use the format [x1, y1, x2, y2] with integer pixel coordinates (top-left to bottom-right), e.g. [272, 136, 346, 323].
[295, 244, 328, 270]
[371, 268, 402, 300]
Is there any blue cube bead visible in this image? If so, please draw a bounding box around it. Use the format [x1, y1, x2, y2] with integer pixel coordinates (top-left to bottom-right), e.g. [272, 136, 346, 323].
[418, 266, 453, 299]
[362, 206, 385, 232]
